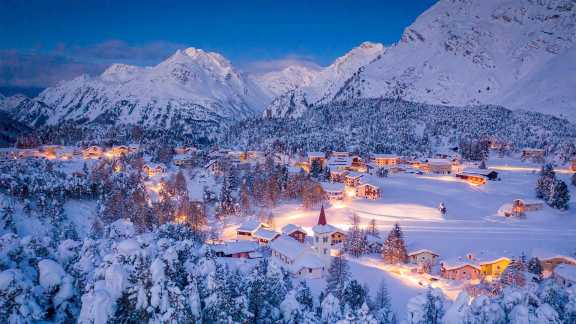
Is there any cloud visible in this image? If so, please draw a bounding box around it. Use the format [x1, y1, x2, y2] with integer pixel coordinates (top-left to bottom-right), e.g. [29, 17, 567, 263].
[239, 55, 323, 74]
[0, 40, 187, 88]
[0, 50, 103, 88]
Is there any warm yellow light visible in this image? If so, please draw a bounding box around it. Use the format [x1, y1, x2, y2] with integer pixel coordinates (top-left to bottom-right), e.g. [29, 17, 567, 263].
[175, 214, 187, 224]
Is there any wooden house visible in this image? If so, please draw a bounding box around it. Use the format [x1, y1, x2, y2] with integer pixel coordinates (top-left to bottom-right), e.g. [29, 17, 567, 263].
[455, 172, 487, 186]
[321, 182, 344, 201]
[408, 250, 439, 267]
[211, 241, 260, 259]
[252, 227, 280, 245]
[344, 172, 364, 187]
[330, 169, 348, 183]
[521, 148, 545, 160]
[479, 257, 511, 278]
[270, 235, 325, 279]
[173, 153, 194, 167]
[236, 220, 268, 239]
[501, 199, 544, 217]
[307, 152, 326, 167]
[440, 260, 482, 281]
[423, 159, 453, 174]
[83, 146, 103, 159]
[282, 224, 307, 243]
[371, 154, 400, 168]
[356, 182, 380, 200]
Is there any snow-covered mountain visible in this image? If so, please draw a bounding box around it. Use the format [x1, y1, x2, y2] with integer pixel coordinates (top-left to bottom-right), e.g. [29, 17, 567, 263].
[0, 93, 28, 112]
[15, 48, 270, 129]
[333, 0, 576, 120]
[261, 42, 385, 117]
[251, 65, 319, 97]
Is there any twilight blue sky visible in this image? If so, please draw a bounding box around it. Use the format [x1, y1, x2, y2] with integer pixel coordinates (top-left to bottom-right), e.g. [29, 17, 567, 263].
[0, 0, 437, 91]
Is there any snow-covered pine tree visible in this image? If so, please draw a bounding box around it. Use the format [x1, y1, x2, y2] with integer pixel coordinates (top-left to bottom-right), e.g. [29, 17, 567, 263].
[382, 223, 407, 264]
[325, 254, 350, 302]
[373, 279, 396, 324]
[342, 279, 368, 311]
[549, 179, 570, 210]
[536, 163, 556, 201]
[321, 293, 342, 323]
[526, 257, 543, 281]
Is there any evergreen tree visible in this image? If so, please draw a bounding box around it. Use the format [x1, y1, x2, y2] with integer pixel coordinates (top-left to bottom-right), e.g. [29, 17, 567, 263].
[382, 223, 407, 264]
[526, 257, 543, 281]
[536, 163, 556, 200]
[549, 180, 570, 210]
[325, 254, 350, 301]
[342, 279, 367, 311]
[374, 279, 396, 324]
[321, 293, 342, 323]
[0, 197, 16, 233]
[310, 159, 322, 179]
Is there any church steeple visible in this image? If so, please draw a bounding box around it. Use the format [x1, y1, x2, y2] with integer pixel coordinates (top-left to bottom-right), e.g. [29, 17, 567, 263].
[318, 205, 327, 225]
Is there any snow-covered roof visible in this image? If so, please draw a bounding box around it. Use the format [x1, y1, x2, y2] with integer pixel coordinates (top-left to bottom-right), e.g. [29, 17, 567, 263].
[312, 223, 340, 235]
[269, 235, 309, 260]
[320, 182, 344, 193]
[531, 249, 576, 263]
[282, 224, 305, 236]
[463, 168, 497, 176]
[366, 234, 383, 244]
[237, 220, 263, 233]
[287, 166, 303, 174]
[307, 152, 325, 158]
[371, 153, 399, 159]
[345, 171, 364, 179]
[427, 159, 452, 166]
[441, 257, 481, 271]
[477, 257, 510, 266]
[554, 264, 576, 282]
[408, 249, 439, 257]
[327, 156, 352, 166]
[211, 241, 259, 255]
[253, 228, 280, 241]
[358, 175, 379, 186]
[292, 252, 324, 271]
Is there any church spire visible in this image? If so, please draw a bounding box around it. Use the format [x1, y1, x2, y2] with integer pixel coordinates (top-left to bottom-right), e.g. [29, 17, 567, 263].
[318, 205, 327, 225]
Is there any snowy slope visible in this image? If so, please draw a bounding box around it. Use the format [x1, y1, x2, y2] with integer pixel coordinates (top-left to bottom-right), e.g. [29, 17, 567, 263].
[262, 42, 385, 117]
[0, 93, 28, 112]
[15, 48, 271, 129]
[251, 65, 319, 97]
[333, 0, 576, 119]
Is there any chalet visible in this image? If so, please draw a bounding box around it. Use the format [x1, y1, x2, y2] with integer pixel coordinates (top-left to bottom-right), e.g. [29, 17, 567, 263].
[307, 152, 326, 167]
[440, 259, 482, 281]
[572, 159, 576, 172]
[451, 161, 464, 174]
[282, 224, 307, 243]
[321, 182, 344, 201]
[312, 206, 347, 261]
[423, 159, 452, 174]
[210, 241, 261, 259]
[455, 172, 487, 186]
[521, 148, 545, 160]
[110, 145, 134, 157]
[331, 151, 350, 158]
[327, 156, 353, 171]
[83, 146, 103, 159]
[270, 235, 325, 279]
[344, 172, 364, 187]
[464, 169, 498, 180]
[355, 181, 380, 200]
[143, 163, 166, 177]
[408, 250, 439, 267]
[252, 227, 280, 245]
[553, 264, 576, 287]
[371, 154, 400, 168]
[236, 220, 268, 239]
[173, 153, 194, 167]
[500, 199, 544, 217]
[478, 257, 511, 279]
[349, 156, 367, 172]
[329, 169, 348, 183]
